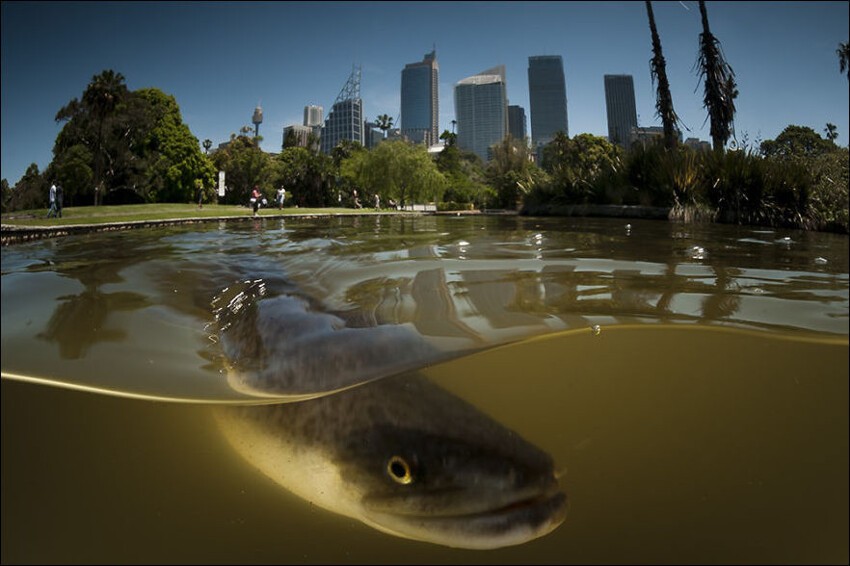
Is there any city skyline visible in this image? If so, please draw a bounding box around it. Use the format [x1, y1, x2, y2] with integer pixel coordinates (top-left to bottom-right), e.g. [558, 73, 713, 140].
[2, 1, 848, 184]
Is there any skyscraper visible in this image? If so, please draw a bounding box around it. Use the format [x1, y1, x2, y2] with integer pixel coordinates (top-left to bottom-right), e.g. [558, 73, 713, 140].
[320, 67, 363, 154]
[604, 74, 638, 149]
[304, 105, 323, 128]
[508, 105, 527, 141]
[401, 50, 439, 145]
[454, 65, 508, 162]
[527, 55, 568, 147]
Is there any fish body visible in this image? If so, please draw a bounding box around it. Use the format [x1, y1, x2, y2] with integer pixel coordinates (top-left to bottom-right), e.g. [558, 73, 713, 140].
[213, 278, 567, 548]
[215, 373, 567, 549]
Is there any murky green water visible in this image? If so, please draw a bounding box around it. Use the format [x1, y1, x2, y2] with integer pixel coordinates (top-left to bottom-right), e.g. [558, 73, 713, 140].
[2, 215, 848, 563]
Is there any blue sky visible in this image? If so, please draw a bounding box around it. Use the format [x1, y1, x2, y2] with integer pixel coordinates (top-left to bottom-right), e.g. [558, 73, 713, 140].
[2, 1, 848, 185]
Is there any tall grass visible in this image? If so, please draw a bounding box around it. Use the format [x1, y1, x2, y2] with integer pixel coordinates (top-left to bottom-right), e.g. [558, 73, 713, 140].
[527, 140, 848, 233]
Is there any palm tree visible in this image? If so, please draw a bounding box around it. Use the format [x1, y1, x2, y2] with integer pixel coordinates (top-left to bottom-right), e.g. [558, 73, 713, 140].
[646, 0, 681, 150]
[375, 114, 394, 138]
[838, 41, 850, 81]
[82, 70, 128, 205]
[203, 139, 212, 154]
[824, 123, 838, 143]
[696, 0, 737, 152]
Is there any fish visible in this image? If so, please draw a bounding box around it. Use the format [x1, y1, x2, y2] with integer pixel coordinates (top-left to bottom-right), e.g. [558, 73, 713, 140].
[215, 373, 567, 550]
[212, 278, 568, 549]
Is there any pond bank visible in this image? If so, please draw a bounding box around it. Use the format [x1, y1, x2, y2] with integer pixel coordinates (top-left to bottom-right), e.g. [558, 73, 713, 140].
[0, 204, 707, 245]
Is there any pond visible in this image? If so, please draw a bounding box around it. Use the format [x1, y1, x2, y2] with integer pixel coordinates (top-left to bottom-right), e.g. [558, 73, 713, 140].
[2, 215, 848, 564]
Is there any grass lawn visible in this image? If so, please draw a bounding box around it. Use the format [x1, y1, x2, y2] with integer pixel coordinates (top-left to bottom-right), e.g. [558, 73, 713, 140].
[1, 203, 393, 227]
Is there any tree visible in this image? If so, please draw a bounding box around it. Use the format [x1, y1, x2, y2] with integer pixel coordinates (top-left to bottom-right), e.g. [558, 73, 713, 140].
[646, 0, 681, 150]
[696, 0, 737, 152]
[0, 178, 10, 213]
[486, 136, 545, 209]
[211, 135, 273, 205]
[540, 132, 621, 203]
[837, 41, 850, 81]
[439, 129, 457, 147]
[136, 88, 215, 203]
[274, 146, 333, 207]
[52, 144, 93, 207]
[81, 70, 129, 204]
[7, 164, 48, 212]
[52, 72, 213, 205]
[282, 128, 299, 149]
[340, 140, 446, 207]
[760, 125, 838, 159]
[375, 114, 394, 139]
[824, 123, 839, 143]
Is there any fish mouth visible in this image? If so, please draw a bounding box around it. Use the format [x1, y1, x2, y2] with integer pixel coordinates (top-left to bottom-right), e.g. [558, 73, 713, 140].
[363, 486, 568, 549]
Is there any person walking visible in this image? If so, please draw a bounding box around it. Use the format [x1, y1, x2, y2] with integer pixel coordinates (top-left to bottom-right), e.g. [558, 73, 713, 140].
[46, 183, 57, 218]
[276, 185, 286, 210]
[250, 186, 263, 216]
[55, 184, 64, 218]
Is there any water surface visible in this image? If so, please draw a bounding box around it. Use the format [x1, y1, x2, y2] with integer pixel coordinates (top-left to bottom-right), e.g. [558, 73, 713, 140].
[2, 215, 848, 563]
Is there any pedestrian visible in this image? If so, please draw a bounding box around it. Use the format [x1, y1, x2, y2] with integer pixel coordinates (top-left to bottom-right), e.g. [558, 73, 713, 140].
[197, 185, 204, 209]
[55, 184, 64, 218]
[276, 185, 286, 209]
[250, 185, 263, 216]
[46, 183, 57, 218]
[374, 193, 381, 210]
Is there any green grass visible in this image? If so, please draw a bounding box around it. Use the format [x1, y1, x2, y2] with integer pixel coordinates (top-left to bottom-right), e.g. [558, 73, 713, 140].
[1, 203, 397, 227]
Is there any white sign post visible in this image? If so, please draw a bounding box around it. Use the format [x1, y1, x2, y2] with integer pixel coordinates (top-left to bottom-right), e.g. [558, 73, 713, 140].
[218, 171, 225, 197]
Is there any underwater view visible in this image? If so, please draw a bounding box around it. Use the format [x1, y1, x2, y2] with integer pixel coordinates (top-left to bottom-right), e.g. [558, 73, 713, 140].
[2, 215, 848, 564]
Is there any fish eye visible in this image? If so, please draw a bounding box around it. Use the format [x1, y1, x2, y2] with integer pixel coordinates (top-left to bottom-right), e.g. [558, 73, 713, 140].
[386, 455, 413, 485]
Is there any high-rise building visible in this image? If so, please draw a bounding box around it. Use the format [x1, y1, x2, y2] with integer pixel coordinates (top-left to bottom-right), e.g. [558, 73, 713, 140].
[363, 121, 384, 149]
[527, 55, 568, 147]
[508, 105, 527, 141]
[401, 50, 439, 145]
[604, 74, 638, 149]
[454, 65, 508, 162]
[283, 124, 313, 149]
[304, 105, 323, 127]
[320, 67, 364, 154]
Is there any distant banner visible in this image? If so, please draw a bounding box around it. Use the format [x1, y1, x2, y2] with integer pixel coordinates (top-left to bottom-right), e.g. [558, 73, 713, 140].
[218, 171, 225, 197]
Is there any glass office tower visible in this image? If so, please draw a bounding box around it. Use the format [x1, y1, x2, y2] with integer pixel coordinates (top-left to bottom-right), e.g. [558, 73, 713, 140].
[401, 50, 439, 145]
[454, 65, 507, 162]
[604, 74, 638, 149]
[528, 55, 568, 147]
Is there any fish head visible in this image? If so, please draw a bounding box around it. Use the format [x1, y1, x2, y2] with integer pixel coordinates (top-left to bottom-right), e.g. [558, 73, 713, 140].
[336, 424, 568, 549]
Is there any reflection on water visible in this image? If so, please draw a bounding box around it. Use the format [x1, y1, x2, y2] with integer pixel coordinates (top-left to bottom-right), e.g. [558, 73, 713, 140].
[2, 216, 848, 563]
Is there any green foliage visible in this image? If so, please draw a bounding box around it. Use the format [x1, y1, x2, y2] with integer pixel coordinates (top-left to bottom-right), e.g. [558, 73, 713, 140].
[805, 148, 849, 232]
[838, 41, 850, 81]
[52, 144, 93, 207]
[537, 133, 621, 204]
[6, 163, 49, 212]
[212, 135, 274, 205]
[137, 88, 215, 203]
[340, 140, 447, 207]
[0, 178, 10, 213]
[435, 143, 491, 206]
[486, 136, 546, 209]
[760, 125, 838, 160]
[273, 146, 334, 207]
[47, 70, 214, 208]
